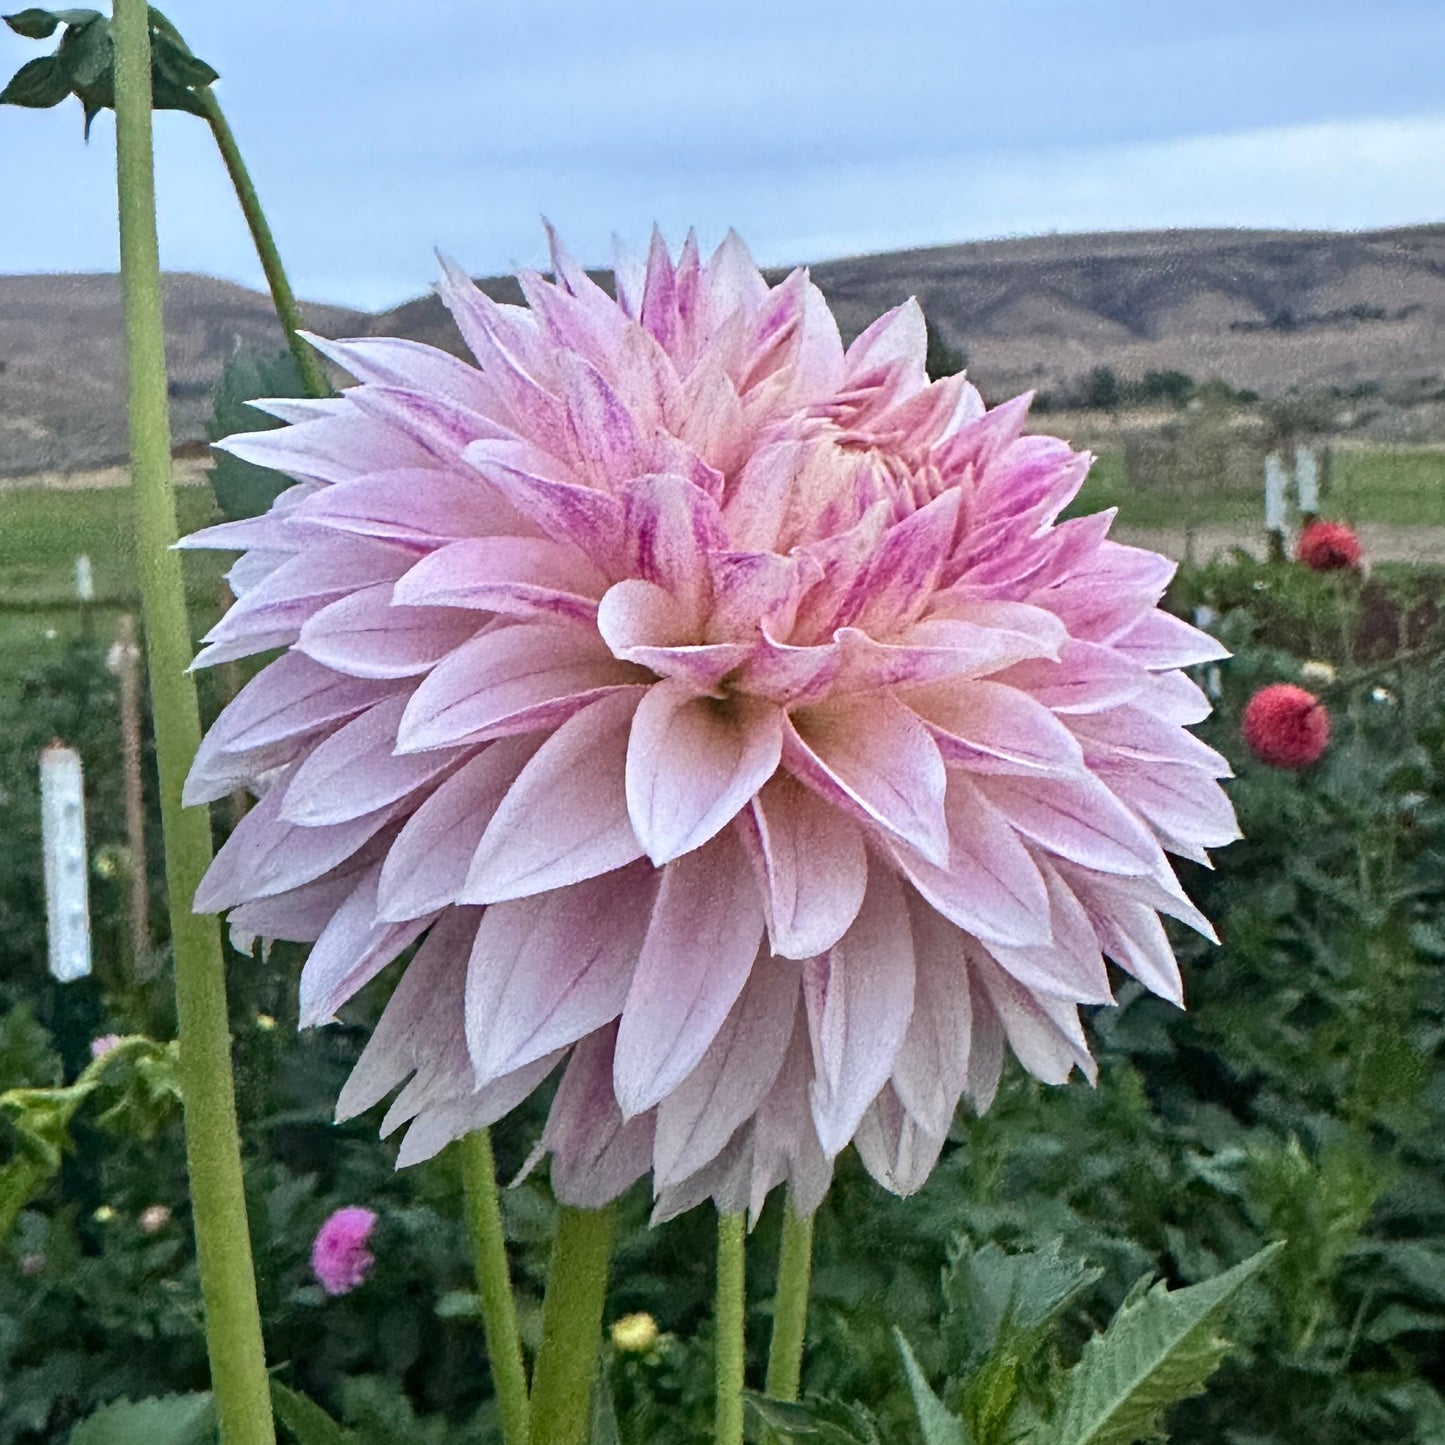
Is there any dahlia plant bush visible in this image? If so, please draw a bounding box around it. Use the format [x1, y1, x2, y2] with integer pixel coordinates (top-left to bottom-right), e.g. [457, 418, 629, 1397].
[14, 6, 1445, 1445]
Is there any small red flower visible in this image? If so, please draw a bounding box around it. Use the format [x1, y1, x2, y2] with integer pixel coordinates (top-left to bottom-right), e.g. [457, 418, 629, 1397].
[1241, 684, 1330, 769]
[1296, 520, 1361, 572]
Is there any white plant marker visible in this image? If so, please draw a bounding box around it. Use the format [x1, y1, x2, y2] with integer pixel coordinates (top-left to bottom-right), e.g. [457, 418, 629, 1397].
[40, 743, 92, 982]
[74, 554, 95, 604]
[1295, 445, 1319, 514]
[1264, 452, 1288, 534]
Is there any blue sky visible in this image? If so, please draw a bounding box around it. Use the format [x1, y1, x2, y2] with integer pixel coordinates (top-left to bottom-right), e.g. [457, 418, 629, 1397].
[3, 0, 1444, 308]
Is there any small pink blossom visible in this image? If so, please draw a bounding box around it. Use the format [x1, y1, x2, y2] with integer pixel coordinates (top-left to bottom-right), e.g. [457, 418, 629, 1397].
[138, 1204, 172, 1234]
[311, 1206, 377, 1296]
[89, 1034, 123, 1061]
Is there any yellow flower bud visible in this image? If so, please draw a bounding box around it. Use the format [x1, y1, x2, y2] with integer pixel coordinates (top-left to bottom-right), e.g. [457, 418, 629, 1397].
[610, 1311, 659, 1353]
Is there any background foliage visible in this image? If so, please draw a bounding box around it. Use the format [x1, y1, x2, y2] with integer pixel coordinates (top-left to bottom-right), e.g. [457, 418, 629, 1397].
[1, 370, 1444, 1440]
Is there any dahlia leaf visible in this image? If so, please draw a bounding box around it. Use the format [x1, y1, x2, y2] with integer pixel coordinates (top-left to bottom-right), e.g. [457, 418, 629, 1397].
[0, 53, 68, 105]
[1035, 1244, 1281, 1445]
[269, 1380, 356, 1445]
[67, 1392, 216, 1445]
[894, 1332, 970, 1445]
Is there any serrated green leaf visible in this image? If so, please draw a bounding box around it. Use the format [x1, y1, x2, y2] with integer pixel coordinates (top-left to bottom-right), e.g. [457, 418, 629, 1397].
[270, 1380, 356, 1445]
[744, 1392, 880, 1444]
[3, 8, 62, 38]
[67, 1392, 216, 1445]
[0, 53, 69, 106]
[1035, 1244, 1282, 1445]
[896, 1331, 970, 1445]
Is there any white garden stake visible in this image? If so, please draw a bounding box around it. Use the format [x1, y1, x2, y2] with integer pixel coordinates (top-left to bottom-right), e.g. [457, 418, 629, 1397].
[40, 743, 92, 982]
[1295, 445, 1319, 515]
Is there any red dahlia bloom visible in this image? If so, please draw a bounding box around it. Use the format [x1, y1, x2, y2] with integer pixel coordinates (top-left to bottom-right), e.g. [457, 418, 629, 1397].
[1241, 684, 1330, 769]
[1296, 520, 1361, 572]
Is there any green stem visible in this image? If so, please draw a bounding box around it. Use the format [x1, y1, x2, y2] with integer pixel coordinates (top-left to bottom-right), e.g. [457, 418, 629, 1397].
[198, 88, 330, 400]
[529, 1205, 616, 1445]
[764, 1198, 814, 1402]
[459, 1130, 530, 1445]
[112, 5, 274, 1442]
[715, 1212, 747, 1445]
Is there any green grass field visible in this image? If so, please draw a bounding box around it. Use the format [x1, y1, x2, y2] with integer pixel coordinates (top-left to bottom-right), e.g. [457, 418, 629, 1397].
[1068, 444, 1445, 532]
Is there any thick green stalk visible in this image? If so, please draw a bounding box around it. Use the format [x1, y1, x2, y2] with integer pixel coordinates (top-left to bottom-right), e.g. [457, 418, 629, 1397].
[198, 88, 330, 399]
[715, 1212, 747, 1445]
[112, 4, 274, 1441]
[764, 1198, 814, 1402]
[459, 1130, 531, 1445]
[529, 1205, 616, 1445]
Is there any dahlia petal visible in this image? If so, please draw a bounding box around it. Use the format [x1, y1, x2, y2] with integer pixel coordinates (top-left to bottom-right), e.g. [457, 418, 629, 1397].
[465, 864, 657, 1083]
[393, 1052, 565, 1168]
[599, 579, 750, 688]
[228, 868, 362, 947]
[281, 696, 461, 828]
[559, 349, 652, 481]
[842, 489, 961, 632]
[1113, 609, 1230, 669]
[703, 228, 770, 327]
[291, 468, 528, 547]
[626, 680, 783, 865]
[462, 689, 644, 903]
[750, 1014, 833, 1219]
[890, 899, 971, 1137]
[723, 439, 808, 552]
[651, 1129, 754, 1225]
[614, 830, 765, 1116]
[194, 772, 402, 912]
[640, 226, 680, 350]
[175, 485, 317, 551]
[785, 694, 948, 863]
[345, 387, 509, 466]
[997, 640, 1149, 714]
[709, 550, 808, 640]
[1089, 898, 1185, 1006]
[184, 654, 392, 805]
[1103, 760, 1240, 854]
[804, 863, 916, 1158]
[541, 1026, 656, 1208]
[301, 333, 492, 410]
[335, 908, 477, 1122]
[909, 678, 1086, 776]
[1057, 860, 1217, 943]
[298, 869, 433, 1026]
[854, 1087, 948, 1197]
[831, 618, 1055, 691]
[298, 584, 482, 679]
[891, 775, 1051, 947]
[393, 535, 606, 624]
[966, 986, 1007, 1112]
[620, 472, 729, 612]
[750, 775, 868, 959]
[977, 772, 1164, 876]
[463, 438, 625, 566]
[1142, 669, 1214, 725]
[215, 409, 435, 484]
[397, 622, 647, 751]
[970, 949, 1096, 1085]
[1070, 705, 1231, 775]
[376, 735, 544, 921]
[844, 297, 928, 395]
[986, 861, 1114, 1004]
[652, 959, 799, 1187]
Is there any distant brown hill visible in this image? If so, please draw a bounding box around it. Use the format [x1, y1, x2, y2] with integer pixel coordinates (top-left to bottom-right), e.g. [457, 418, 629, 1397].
[5, 223, 1445, 476]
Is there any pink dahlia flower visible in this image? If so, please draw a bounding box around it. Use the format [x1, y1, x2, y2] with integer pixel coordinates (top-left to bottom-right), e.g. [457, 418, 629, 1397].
[1241, 683, 1330, 769]
[184, 227, 1236, 1219]
[1295, 520, 1361, 572]
[311, 1205, 378, 1295]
